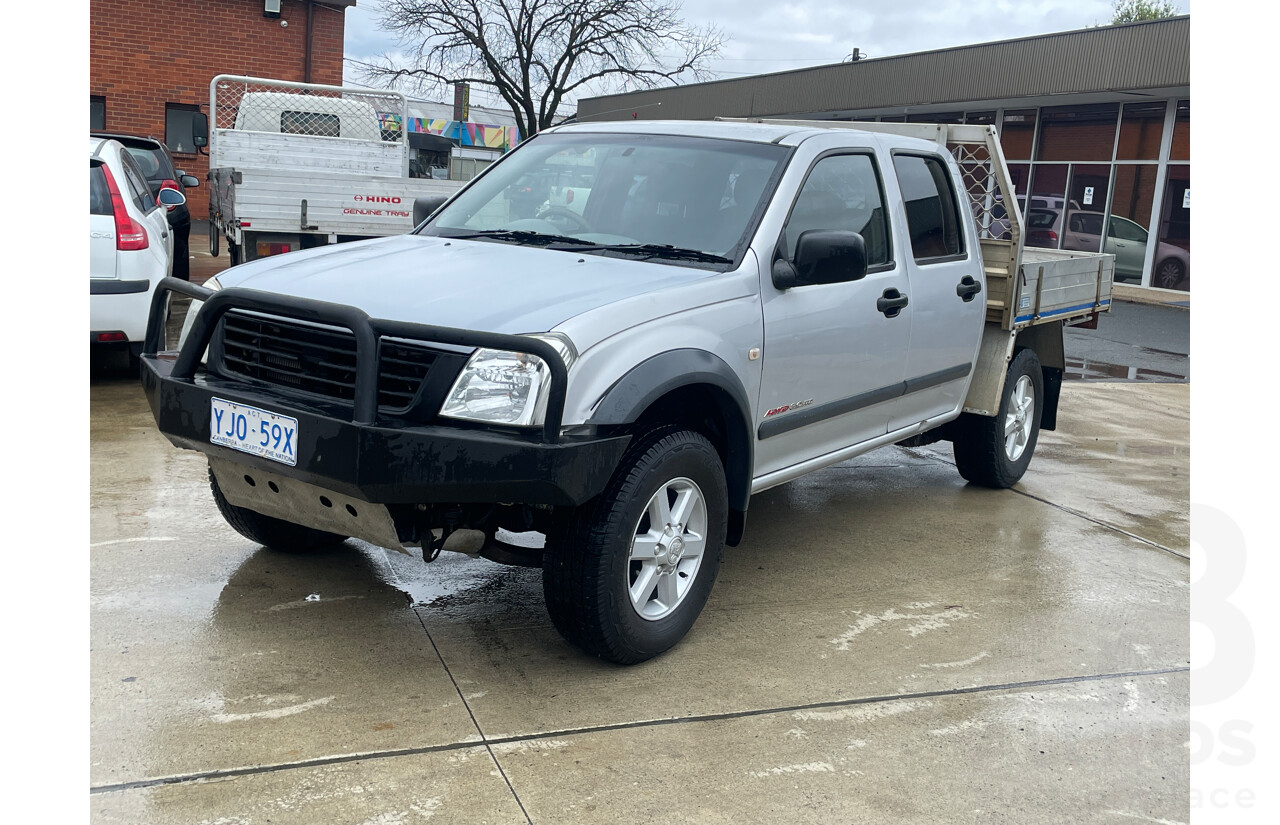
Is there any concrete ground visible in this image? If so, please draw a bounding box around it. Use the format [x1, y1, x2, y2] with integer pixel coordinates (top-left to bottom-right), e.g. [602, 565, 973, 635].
[90, 367, 1189, 823]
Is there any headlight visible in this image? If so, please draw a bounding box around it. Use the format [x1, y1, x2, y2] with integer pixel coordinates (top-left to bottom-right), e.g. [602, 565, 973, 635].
[176, 276, 221, 353]
[440, 332, 576, 427]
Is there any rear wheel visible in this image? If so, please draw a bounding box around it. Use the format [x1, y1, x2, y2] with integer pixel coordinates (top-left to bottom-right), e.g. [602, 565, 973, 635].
[208, 466, 347, 552]
[543, 428, 727, 664]
[952, 348, 1043, 488]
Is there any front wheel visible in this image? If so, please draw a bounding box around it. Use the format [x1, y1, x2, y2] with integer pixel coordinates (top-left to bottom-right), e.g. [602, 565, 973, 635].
[952, 347, 1043, 488]
[542, 428, 727, 664]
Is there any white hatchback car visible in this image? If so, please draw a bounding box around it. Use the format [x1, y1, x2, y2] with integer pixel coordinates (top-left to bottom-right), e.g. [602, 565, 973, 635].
[90, 137, 186, 359]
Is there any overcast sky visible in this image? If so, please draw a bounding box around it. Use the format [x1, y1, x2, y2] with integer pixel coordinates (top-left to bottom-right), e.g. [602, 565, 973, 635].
[341, 0, 1190, 114]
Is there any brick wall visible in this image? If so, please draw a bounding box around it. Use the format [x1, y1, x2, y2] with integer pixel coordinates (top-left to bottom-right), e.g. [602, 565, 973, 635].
[90, 0, 348, 218]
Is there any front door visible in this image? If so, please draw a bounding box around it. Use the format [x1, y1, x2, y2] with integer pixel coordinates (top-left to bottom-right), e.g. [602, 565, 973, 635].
[756, 150, 912, 478]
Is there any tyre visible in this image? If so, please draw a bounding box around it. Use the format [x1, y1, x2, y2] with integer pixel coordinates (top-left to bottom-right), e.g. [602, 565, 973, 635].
[172, 228, 190, 281]
[952, 347, 1043, 488]
[228, 241, 242, 267]
[542, 428, 727, 664]
[208, 466, 347, 552]
[1154, 257, 1186, 290]
[209, 224, 220, 257]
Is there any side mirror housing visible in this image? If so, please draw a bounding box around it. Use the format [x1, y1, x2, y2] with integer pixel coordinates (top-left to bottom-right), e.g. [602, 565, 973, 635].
[180, 174, 200, 188]
[158, 188, 187, 207]
[192, 112, 209, 148]
[773, 230, 868, 290]
[413, 195, 449, 227]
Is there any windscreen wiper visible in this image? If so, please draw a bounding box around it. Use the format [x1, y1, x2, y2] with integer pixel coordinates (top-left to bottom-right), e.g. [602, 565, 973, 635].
[448, 229, 596, 247]
[570, 243, 732, 264]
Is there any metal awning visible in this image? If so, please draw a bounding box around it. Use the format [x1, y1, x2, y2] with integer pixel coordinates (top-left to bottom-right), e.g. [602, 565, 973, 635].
[408, 132, 455, 152]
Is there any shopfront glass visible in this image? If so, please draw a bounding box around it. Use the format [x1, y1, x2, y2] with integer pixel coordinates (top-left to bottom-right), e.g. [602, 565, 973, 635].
[1155, 166, 1190, 290]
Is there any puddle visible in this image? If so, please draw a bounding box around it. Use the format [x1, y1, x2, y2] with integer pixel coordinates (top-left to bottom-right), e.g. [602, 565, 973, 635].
[1064, 357, 1186, 382]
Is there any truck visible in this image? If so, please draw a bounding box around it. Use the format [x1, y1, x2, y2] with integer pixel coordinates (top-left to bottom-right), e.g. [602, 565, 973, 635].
[206, 75, 464, 264]
[141, 118, 1113, 665]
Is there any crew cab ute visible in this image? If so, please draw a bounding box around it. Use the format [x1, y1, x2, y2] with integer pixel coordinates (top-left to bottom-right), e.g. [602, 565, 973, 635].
[140, 120, 1113, 664]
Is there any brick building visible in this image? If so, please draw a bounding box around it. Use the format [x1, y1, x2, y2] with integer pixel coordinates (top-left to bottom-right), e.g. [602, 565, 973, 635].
[90, 0, 355, 217]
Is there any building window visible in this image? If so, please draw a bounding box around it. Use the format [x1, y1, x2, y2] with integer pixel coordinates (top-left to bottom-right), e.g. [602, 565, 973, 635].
[999, 109, 1037, 160]
[1036, 104, 1119, 162]
[1170, 100, 1189, 161]
[90, 96, 105, 131]
[1116, 102, 1165, 160]
[165, 103, 202, 154]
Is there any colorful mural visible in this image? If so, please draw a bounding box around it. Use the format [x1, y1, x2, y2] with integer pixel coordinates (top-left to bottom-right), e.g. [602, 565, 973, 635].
[410, 117, 520, 151]
[379, 112, 520, 151]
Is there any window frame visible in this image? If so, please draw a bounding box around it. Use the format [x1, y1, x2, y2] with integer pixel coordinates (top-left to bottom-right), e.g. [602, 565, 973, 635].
[890, 150, 968, 265]
[776, 148, 896, 275]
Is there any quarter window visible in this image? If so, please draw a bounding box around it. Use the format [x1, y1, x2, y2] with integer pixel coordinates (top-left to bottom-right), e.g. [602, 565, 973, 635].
[893, 154, 965, 261]
[782, 153, 891, 267]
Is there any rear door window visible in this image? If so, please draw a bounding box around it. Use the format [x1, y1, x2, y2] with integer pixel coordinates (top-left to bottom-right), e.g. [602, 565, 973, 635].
[90, 163, 111, 215]
[282, 111, 340, 137]
[892, 154, 965, 261]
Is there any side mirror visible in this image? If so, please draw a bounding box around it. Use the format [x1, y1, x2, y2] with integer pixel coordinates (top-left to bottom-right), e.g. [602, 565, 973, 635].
[180, 174, 200, 188]
[192, 112, 209, 148]
[158, 188, 187, 207]
[413, 195, 449, 226]
[772, 230, 868, 290]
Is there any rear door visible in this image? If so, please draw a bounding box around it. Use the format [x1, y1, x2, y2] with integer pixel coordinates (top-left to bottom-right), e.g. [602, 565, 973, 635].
[755, 146, 912, 477]
[885, 151, 986, 432]
[89, 161, 117, 280]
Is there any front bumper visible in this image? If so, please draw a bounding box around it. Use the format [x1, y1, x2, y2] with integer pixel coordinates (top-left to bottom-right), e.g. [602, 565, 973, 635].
[140, 278, 630, 509]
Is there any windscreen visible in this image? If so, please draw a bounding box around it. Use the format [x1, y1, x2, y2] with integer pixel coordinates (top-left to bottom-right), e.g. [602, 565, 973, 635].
[423, 132, 790, 266]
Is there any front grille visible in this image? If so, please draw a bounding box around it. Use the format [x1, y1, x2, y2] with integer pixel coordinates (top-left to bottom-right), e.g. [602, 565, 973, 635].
[217, 312, 437, 410]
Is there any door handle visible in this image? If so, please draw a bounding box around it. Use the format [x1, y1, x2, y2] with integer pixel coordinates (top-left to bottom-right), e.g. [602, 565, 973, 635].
[956, 275, 982, 302]
[877, 288, 909, 318]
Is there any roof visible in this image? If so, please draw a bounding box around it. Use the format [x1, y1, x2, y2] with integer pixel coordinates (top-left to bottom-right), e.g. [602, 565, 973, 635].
[578, 16, 1190, 122]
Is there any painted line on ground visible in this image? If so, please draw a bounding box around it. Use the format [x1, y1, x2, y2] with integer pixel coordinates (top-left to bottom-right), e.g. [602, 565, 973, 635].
[89, 665, 1188, 795]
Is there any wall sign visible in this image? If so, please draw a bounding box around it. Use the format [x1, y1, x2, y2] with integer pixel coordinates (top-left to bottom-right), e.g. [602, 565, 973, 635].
[1083, 186, 1094, 206]
[1183, 188, 1191, 209]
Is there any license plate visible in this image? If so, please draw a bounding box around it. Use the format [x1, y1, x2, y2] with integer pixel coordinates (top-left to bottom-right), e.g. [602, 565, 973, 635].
[210, 397, 299, 466]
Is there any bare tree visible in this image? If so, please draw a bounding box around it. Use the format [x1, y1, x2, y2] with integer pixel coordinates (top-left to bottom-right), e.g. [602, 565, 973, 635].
[357, 0, 725, 138]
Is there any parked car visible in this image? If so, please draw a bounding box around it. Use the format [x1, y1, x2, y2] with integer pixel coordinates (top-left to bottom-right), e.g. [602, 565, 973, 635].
[90, 137, 186, 362]
[1025, 208, 1062, 247]
[91, 132, 199, 280]
[1059, 211, 1189, 289]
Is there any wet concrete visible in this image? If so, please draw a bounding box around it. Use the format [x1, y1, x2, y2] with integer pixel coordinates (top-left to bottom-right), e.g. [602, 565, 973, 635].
[1064, 301, 1189, 382]
[90, 376, 1189, 823]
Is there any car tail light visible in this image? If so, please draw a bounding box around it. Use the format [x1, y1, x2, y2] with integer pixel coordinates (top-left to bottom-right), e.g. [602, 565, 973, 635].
[97, 332, 128, 343]
[565, 189, 575, 204]
[160, 178, 180, 210]
[1047, 230, 1058, 242]
[256, 241, 292, 258]
[100, 165, 149, 251]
